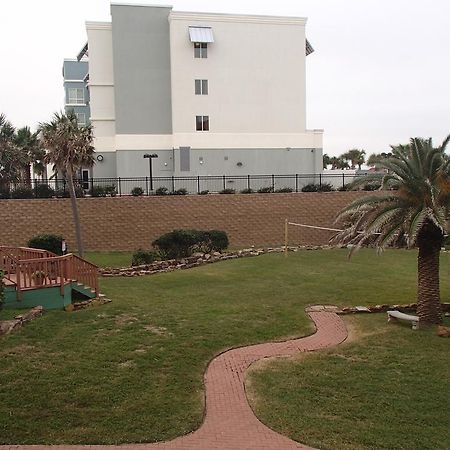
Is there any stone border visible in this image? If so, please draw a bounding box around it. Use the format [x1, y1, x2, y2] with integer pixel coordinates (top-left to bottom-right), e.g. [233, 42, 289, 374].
[100, 245, 332, 278]
[0, 306, 43, 336]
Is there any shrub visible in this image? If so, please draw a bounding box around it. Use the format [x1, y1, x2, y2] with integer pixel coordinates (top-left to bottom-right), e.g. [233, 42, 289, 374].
[11, 187, 34, 199]
[363, 182, 381, 191]
[91, 186, 107, 197]
[337, 184, 351, 192]
[152, 229, 229, 259]
[104, 185, 117, 197]
[219, 188, 235, 194]
[35, 184, 55, 198]
[204, 230, 229, 252]
[170, 188, 188, 195]
[131, 249, 159, 266]
[0, 188, 10, 199]
[257, 186, 274, 193]
[28, 234, 63, 255]
[240, 188, 254, 194]
[155, 186, 169, 196]
[0, 271, 4, 310]
[198, 190, 209, 195]
[131, 186, 144, 197]
[275, 187, 293, 193]
[317, 183, 335, 192]
[55, 186, 85, 198]
[301, 183, 319, 192]
[152, 230, 202, 259]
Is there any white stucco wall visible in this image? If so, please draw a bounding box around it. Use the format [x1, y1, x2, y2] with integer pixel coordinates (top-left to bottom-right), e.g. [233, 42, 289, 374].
[86, 22, 116, 154]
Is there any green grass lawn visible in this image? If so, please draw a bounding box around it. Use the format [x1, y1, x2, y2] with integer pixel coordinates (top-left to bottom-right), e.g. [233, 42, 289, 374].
[0, 249, 449, 445]
[85, 251, 133, 268]
[247, 314, 450, 450]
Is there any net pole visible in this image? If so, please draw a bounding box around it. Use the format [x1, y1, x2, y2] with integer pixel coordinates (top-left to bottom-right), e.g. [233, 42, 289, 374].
[284, 218, 288, 257]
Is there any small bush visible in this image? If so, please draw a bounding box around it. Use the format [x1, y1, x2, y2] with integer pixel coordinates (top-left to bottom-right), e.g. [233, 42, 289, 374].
[131, 249, 159, 266]
[28, 234, 63, 256]
[155, 186, 169, 196]
[337, 184, 351, 192]
[0, 188, 10, 199]
[363, 182, 381, 191]
[152, 230, 202, 259]
[55, 186, 85, 198]
[131, 186, 144, 197]
[91, 186, 107, 197]
[257, 186, 274, 193]
[301, 183, 319, 192]
[11, 187, 34, 199]
[240, 188, 254, 194]
[205, 230, 229, 252]
[152, 229, 229, 259]
[104, 185, 117, 197]
[317, 183, 335, 192]
[35, 184, 55, 198]
[275, 187, 294, 193]
[198, 190, 209, 195]
[170, 188, 188, 196]
[219, 188, 235, 194]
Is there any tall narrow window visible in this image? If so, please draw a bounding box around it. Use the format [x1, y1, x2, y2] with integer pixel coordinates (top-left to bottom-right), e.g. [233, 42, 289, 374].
[75, 113, 86, 125]
[195, 79, 208, 95]
[68, 88, 84, 104]
[194, 42, 207, 58]
[196, 115, 209, 131]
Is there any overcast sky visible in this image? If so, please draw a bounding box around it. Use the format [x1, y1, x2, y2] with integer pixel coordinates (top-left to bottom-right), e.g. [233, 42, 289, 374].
[1, 0, 449, 156]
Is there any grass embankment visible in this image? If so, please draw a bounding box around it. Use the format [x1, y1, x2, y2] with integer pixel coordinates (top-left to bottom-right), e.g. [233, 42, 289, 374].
[0, 249, 449, 445]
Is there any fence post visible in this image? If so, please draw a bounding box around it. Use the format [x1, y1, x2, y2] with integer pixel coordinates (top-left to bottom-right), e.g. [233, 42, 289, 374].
[118, 178, 122, 196]
[171, 176, 175, 192]
[295, 174, 298, 192]
[271, 174, 275, 191]
[90, 177, 94, 195]
[319, 173, 322, 187]
[146, 176, 149, 196]
[247, 174, 250, 190]
[342, 173, 345, 189]
[223, 175, 226, 190]
[197, 176, 200, 194]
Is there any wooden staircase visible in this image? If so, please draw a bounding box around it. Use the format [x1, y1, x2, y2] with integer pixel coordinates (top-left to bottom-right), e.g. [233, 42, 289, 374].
[0, 246, 99, 309]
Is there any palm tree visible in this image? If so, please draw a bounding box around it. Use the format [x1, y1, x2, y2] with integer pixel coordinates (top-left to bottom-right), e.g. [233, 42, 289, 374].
[0, 114, 27, 187]
[334, 136, 450, 325]
[40, 111, 94, 258]
[367, 152, 392, 167]
[14, 127, 45, 184]
[323, 153, 331, 169]
[342, 148, 366, 170]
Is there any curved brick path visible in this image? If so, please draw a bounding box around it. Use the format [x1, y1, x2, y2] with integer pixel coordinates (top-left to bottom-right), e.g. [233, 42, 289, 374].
[3, 309, 347, 450]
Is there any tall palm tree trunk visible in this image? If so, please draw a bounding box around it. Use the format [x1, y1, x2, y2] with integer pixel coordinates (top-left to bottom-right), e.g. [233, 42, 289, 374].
[417, 226, 443, 325]
[66, 167, 84, 258]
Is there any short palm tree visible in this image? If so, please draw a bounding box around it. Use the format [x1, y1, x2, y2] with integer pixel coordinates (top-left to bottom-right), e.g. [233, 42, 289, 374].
[14, 127, 45, 183]
[335, 136, 450, 325]
[342, 148, 366, 170]
[40, 111, 94, 258]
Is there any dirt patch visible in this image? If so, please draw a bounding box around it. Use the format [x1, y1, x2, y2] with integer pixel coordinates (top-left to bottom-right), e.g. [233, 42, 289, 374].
[118, 360, 136, 369]
[143, 324, 172, 336]
[0, 344, 36, 357]
[115, 314, 139, 327]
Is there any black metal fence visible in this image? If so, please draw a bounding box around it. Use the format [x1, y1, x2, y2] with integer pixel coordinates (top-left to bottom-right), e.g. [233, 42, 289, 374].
[1, 173, 370, 198]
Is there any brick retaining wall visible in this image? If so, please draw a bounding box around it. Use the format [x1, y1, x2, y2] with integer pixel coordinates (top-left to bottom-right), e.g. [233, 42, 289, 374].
[0, 192, 366, 251]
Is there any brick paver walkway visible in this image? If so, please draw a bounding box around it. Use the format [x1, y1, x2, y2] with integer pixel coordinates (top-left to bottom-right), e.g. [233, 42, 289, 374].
[2, 308, 347, 450]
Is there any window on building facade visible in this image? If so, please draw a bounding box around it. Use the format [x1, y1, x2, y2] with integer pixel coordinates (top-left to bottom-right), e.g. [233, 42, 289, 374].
[196, 115, 209, 131]
[68, 88, 85, 104]
[195, 79, 208, 95]
[75, 113, 86, 125]
[194, 42, 207, 58]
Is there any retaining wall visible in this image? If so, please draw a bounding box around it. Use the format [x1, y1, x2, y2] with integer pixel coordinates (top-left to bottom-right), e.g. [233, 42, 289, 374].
[0, 192, 366, 251]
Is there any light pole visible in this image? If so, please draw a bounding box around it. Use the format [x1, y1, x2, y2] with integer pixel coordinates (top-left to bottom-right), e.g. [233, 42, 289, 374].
[143, 153, 158, 191]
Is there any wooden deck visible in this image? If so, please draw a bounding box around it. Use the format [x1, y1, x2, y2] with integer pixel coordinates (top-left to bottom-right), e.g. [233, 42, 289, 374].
[1, 246, 98, 308]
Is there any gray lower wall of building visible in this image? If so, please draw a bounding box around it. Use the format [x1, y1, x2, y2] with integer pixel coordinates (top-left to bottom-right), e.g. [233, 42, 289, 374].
[92, 152, 118, 178]
[62, 60, 88, 80]
[111, 4, 173, 135]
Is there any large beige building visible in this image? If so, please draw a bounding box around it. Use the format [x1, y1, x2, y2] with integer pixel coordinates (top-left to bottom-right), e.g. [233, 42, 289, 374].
[69, 2, 323, 187]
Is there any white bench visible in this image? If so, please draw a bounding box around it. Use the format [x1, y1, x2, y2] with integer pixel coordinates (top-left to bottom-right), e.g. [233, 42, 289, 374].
[387, 310, 419, 330]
